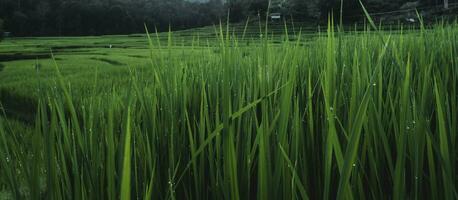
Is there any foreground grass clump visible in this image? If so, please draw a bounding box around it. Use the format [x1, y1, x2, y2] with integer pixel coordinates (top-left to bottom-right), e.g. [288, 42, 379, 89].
[0, 21, 458, 199]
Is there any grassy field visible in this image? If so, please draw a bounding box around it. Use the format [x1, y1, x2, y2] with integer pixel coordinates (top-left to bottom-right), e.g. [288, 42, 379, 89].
[0, 19, 457, 199]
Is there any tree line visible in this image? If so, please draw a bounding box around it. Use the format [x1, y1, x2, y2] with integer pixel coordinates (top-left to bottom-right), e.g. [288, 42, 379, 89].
[0, 0, 450, 37]
[0, 0, 225, 36]
[0, 18, 4, 40]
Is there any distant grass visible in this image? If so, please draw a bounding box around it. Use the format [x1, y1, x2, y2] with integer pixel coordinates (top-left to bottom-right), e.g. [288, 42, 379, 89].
[0, 20, 457, 199]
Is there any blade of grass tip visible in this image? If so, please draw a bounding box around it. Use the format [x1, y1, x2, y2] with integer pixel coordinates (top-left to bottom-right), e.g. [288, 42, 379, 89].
[265, 0, 271, 27]
[218, 20, 225, 50]
[257, 11, 262, 40]
[45, 100, 61, 199]
[145, 25, 165, 92]
[231, 82, 289, 120]
[394, 54, 411, 200]
[121, 107, 132, 200]
[278, 144, 309, 200]
[336, 83, 372, 199]
[198, 81, 208, 197]
[30, 119, 44, 198]
[358, 0, 385, 43]
[185, 110, 200, 197]
[0, 103, 17, 136]
[107, 101, 116, 200]
[50, 51, 83, 147]
[284, 18, 289, 42]
[175, 123, 224, 185]
[242, 16, 250, 42]
[340, 0, 344, 30]
[226, 8, 230, 43]
[433, 77, 453, 199]
[176, 82, 288, 185]
[0, 119, 20, 199]
[224, 130, 240, 200]
[258, 121, 269, 200]
[426, 133, 438, 199]
[415, 10, 425, 33]
[154, 26, 162, 49]
[145, 163, 156, 200]
[52, 98, 81, 199]
[323, 16, 346, 200]
[144, 24, 155, 58]
[168, 25, 172, 48]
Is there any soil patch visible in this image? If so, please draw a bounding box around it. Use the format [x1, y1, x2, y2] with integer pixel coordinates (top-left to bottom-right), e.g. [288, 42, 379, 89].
[0, 53, 51, 62]
[128, 55, 148, 58]
[90, 57, 125, 66]
[0, 89, 37, 124]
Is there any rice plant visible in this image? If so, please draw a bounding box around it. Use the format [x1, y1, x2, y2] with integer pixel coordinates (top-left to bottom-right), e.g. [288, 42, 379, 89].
[0, 18, 457, 199]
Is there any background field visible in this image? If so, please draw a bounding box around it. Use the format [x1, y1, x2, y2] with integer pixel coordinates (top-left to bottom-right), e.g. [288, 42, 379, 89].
[0, 22, 322, 122]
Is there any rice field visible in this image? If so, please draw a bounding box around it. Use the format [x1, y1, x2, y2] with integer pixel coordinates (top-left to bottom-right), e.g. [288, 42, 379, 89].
[0, 19, 457, 199]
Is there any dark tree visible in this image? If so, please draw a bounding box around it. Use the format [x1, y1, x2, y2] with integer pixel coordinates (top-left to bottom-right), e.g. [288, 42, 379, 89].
[11, 11, 28, 36]
[227, 0, 248, 22]
[0, 18, 4, 41]
[247, 0, 269, 15]
[286, 0, 311, 20]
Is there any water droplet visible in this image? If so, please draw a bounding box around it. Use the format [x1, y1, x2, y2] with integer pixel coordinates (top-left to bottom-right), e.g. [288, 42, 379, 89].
[330, 107, 334, 112]
[352, 163, 356, 167]
[372, 83, 377, 86]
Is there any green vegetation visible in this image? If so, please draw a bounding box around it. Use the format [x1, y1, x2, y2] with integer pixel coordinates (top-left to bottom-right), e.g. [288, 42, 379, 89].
[0, 19, 458, 199]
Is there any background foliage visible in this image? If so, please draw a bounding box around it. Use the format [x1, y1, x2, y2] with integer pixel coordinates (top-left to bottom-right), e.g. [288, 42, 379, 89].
[0, 18, 4, 41]
[0, 0, 452, 36]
